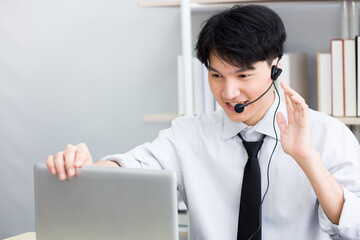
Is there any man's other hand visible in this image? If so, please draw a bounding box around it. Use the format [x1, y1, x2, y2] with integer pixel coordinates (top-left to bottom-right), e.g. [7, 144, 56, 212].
[46, 143, 93, 181]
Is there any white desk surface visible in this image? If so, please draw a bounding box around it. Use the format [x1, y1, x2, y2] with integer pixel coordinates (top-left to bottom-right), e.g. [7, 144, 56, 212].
[4, 232, 36, 240]
[5, 231, 188, 240]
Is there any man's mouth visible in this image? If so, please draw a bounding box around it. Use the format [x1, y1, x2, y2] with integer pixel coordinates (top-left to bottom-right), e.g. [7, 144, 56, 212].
[228, 101, 248, 107]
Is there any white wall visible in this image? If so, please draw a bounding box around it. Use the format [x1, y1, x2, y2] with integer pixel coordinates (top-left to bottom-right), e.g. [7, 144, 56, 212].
[0, 0, 180, 238]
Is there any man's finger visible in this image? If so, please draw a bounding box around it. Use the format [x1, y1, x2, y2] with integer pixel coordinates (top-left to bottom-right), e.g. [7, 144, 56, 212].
[276, 112, 287, 136]
[291, 95, 309, 120]
[282, 81, 306, 105]
[46, 155, 56, 175]
[74, 143, 92, 167]
[54, 151, 66, 181]
[64, 144, 76, 178]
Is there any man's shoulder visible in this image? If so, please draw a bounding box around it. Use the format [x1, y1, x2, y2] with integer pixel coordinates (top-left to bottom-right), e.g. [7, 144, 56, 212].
[309, 109, 350, 136]
[172, 110, 224, 131]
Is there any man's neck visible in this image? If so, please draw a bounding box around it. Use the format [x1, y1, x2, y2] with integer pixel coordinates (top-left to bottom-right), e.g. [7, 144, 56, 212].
[243, 90, 276, 126]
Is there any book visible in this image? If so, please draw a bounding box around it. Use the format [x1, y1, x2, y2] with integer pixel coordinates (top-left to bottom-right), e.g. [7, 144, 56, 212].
[177, 55, 185, 116]
[178, 56, 216, 115]
[277, 53, 308, 103]
[193, 58, 204, 115]
[202, 63, 216, 114]
[343, 39, 356, 117]
[178, 212, 189, 240]
[317, 53, 332, 115]
[356, 36, 360, 117]
[331, 39, 344, 117]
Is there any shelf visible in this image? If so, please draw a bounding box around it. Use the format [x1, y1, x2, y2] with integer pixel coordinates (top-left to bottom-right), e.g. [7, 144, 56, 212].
[142, 112, 179, 122]
[335, 117, 360, 125]
[138, 1, 180, 7]
[143, 112, 360, 125]
[138, 0, 340, 8]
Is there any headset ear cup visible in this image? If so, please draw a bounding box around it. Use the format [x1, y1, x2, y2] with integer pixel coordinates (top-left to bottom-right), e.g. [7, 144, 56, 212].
[271, 65, 282, 81]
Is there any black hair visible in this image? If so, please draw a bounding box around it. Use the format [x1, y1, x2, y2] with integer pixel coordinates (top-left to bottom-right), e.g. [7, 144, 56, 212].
[195, 5, 286, 69]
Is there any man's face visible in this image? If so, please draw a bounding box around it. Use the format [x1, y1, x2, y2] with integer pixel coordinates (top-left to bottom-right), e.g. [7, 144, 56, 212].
[208, 53, 276, 126]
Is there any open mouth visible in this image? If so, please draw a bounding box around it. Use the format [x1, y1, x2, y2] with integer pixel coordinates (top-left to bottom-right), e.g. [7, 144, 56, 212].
[226, 101, 248, 111]
[228, 101, 248, 107]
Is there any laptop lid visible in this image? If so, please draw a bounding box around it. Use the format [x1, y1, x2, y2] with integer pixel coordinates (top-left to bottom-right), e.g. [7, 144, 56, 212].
[34, 163, 178, 240]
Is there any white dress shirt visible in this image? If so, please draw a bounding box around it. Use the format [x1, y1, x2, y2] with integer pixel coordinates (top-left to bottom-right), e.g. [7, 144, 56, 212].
[101, 94, 360, 240]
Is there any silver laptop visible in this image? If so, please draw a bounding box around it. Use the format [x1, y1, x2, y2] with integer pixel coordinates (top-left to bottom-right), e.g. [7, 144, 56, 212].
[34, 163, 179, 240]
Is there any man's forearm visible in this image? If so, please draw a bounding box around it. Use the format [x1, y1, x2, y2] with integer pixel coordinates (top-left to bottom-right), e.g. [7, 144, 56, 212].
[300, 151, 344, 225]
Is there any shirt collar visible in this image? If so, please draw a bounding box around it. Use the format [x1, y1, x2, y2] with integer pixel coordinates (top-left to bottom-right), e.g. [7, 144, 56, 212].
[222, 89, 287, 140]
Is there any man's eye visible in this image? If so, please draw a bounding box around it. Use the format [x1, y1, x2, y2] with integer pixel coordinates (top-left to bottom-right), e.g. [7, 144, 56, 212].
[211, 74, 221, 78]
[238, 74, 249, 78]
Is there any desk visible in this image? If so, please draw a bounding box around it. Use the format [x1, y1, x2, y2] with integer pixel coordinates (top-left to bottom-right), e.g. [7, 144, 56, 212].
[5, 232, 188, 240]
[6, 212, 188, 239]
[4, 232, 36, 240]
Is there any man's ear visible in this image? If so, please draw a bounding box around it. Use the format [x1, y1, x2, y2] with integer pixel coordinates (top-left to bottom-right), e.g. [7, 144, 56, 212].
[271, 57, 280, 67]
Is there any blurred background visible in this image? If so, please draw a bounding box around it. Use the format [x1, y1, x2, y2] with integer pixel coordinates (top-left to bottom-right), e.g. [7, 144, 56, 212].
[0, 0, 356, 238]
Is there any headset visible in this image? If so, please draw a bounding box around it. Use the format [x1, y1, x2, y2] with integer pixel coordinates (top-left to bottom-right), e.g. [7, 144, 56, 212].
[235, 57, 282, 240]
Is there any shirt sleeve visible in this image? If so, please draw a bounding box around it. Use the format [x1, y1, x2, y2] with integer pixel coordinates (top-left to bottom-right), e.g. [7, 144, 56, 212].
[99, 117, 185, 188]
[318, 186, 360, 239]
[317, 122, 360, 239]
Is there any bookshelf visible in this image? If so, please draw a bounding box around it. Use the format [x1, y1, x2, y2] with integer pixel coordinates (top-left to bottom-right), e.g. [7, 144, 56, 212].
[139, 0, 360, 127]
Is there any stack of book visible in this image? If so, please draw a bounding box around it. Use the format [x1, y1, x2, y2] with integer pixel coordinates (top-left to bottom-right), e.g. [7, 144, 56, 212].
[317, 36, 360, 117]
[177, 56, 216, 115]
[178, 211, 188, 240]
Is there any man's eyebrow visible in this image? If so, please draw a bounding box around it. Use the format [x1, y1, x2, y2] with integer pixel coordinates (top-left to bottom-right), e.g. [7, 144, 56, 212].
[235, 65, 256, 72]
[208, 66, 219, 72]
[208, 65, 256, 73]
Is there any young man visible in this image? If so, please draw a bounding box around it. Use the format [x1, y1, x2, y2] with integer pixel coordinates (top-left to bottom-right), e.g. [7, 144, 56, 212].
[46, 5, 360, 240]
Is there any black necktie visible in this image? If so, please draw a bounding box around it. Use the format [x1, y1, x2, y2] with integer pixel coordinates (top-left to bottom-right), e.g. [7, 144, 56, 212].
[237, 133, 265, 240]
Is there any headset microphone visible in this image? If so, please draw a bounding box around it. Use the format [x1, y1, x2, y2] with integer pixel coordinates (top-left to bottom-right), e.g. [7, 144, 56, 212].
[234, 83, 274, 113]
[234, 62, 282, 114]
[234, 103, 247, 113]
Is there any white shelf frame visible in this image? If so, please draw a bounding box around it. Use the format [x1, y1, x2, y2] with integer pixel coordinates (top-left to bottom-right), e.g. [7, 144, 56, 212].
[142, 112, 360, 126]
[181, 0, 194, 116]
[139, 0, 346, 8]
[142, 112, 179, 122]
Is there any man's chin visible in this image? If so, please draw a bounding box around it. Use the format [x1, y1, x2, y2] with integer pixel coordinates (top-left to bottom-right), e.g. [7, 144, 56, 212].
[224, 110, 247, 123]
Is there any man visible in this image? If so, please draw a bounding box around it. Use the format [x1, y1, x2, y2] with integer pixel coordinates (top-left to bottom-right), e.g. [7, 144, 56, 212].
[46, 5, 360, 239]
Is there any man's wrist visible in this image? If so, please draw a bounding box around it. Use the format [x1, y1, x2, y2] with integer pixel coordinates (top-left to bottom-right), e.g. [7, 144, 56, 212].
[94, 160, 121, 167]
[296, 149, 321, 172]
[300, 150, 327, 180]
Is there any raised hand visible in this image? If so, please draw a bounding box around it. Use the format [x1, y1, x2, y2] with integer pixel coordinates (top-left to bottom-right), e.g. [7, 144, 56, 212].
[276, 81, 316, 167]
[276, 82, 345, 225]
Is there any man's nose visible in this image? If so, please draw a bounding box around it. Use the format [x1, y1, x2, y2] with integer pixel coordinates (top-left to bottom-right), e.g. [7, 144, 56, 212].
[222, 79, 241, 100]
